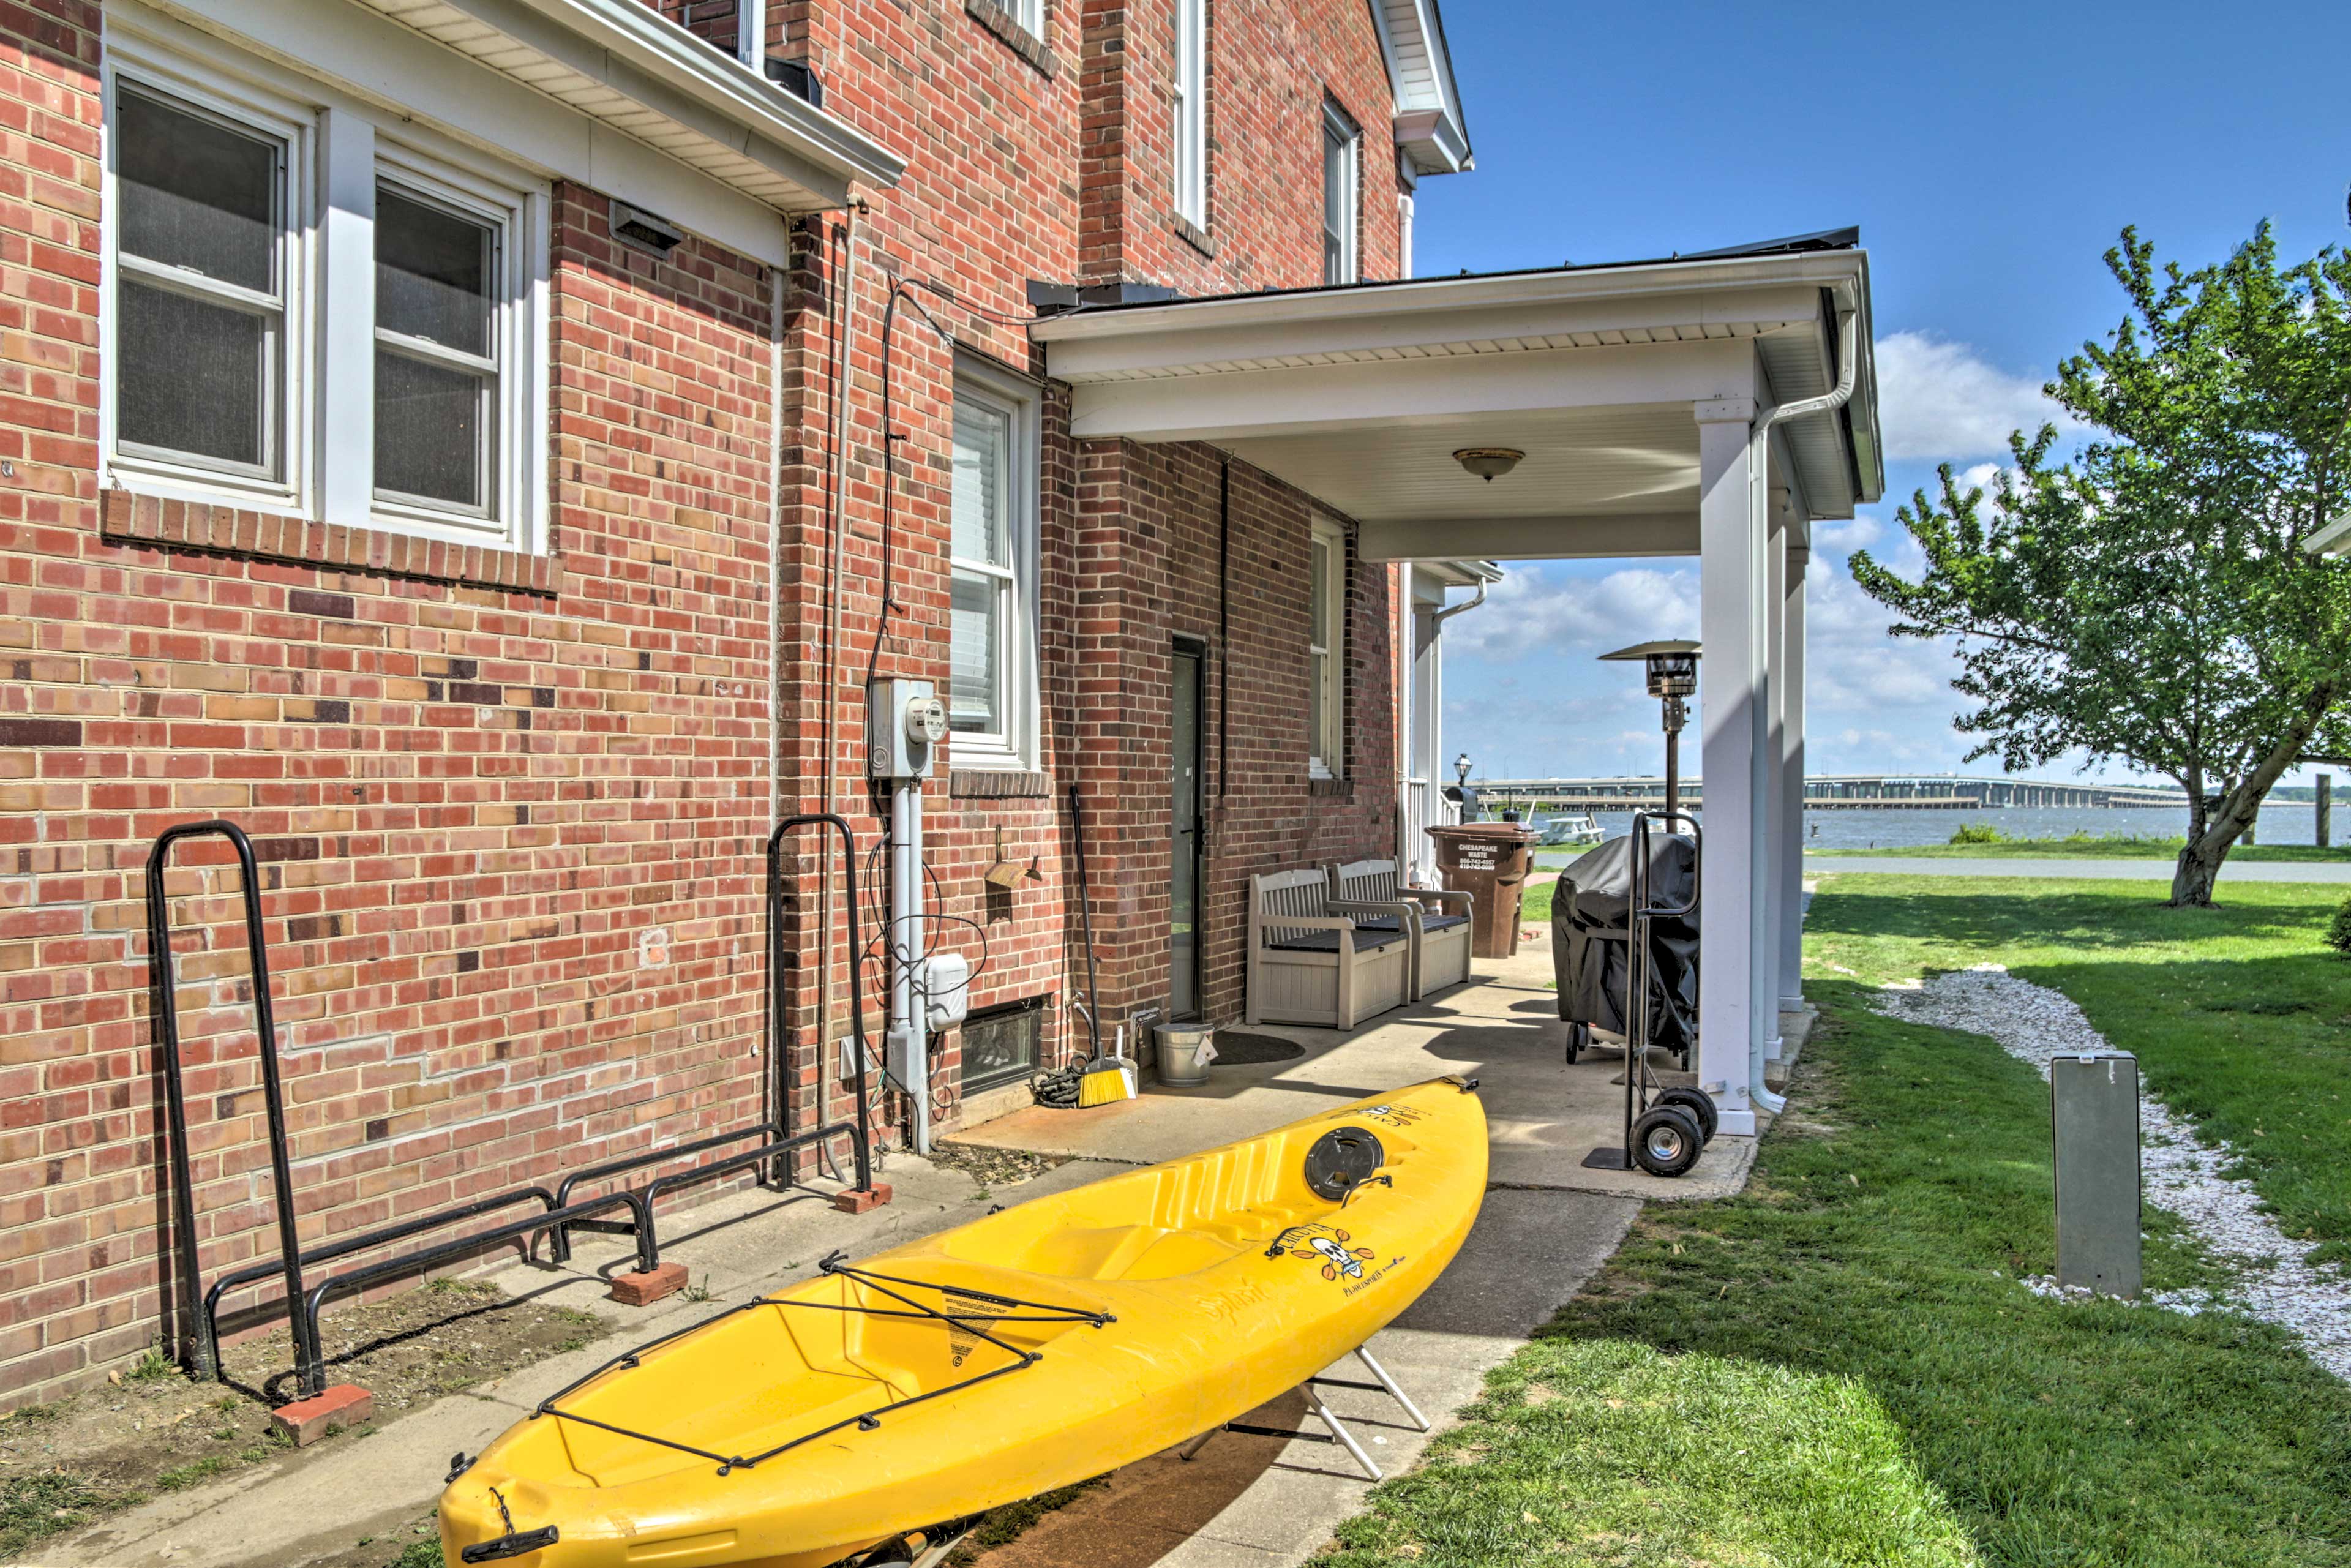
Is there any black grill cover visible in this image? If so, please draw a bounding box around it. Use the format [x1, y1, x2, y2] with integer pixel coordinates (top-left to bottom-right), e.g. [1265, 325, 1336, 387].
[1551, 832, 1699, 1049]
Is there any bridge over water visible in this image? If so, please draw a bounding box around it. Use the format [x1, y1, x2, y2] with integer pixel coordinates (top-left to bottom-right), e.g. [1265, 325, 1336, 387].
[1474, 773, 2190, 813]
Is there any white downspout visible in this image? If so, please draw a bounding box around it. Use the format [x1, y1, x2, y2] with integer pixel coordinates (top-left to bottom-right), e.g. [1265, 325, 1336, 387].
[888, 775, 929, 1152]
[1741, 307, 1856, 1114]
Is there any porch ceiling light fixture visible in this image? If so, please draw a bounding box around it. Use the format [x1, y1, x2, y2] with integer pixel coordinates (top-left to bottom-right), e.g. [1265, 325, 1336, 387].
[1452, 446, 1524, 482]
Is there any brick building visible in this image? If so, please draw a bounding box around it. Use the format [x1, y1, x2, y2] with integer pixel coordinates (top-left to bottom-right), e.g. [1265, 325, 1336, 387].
[0, 0, 1494, 1406]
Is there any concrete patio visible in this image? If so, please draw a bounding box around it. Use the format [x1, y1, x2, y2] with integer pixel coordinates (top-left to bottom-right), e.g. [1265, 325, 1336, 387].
[954, 927, 1799, 1204]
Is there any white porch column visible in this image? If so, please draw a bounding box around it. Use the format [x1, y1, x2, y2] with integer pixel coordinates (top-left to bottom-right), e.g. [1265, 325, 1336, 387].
[1761, 507, 1788, 1064]
[1780, 544, 1809, 1010]
[1694, 396, 1763, 1138]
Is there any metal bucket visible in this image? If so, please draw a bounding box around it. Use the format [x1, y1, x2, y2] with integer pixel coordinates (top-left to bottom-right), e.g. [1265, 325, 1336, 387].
[1154, 1024, 1217, 1087]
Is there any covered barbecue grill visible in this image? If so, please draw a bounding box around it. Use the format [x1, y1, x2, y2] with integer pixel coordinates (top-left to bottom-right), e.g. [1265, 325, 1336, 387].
[1551, 831, 1700, 1066]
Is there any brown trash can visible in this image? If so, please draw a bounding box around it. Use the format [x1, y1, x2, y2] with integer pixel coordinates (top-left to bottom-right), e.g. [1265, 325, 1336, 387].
[1426, 822, 1539, 958]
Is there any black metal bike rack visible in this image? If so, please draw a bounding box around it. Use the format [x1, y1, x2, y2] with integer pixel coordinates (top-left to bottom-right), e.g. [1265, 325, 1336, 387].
[149, 820, 315, 1386]
[149, 812, 883, 1401]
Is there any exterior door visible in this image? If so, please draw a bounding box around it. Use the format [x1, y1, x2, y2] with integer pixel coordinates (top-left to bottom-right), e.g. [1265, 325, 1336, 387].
[1171, 645, 1205, 1018]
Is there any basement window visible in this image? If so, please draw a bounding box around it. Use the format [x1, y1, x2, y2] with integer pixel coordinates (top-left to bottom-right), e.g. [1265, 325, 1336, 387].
[961, 996, 1048, 1095]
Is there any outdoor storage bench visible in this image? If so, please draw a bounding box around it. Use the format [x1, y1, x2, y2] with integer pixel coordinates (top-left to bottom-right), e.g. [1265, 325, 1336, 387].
[1327, 857, 1474, 1001]
[1245, 866, 1411, 1029]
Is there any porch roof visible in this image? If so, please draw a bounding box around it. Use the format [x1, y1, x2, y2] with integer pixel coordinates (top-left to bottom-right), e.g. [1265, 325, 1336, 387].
[1030, 234, 1883, 563]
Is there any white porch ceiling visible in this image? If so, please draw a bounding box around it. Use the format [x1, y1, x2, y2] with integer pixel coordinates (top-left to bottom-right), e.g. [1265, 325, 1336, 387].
[1033, 248, 1883, 558]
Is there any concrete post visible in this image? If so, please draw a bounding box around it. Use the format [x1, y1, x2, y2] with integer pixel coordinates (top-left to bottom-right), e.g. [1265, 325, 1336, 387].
[1695, 394, 1762, 1138]
[1779, 543, 1807, 1012]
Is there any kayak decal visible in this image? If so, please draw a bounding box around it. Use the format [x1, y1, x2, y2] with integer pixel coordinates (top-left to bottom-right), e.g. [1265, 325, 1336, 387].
[1360, 1102, 1427, 1130]
[1266, 1221, 1379, 1283]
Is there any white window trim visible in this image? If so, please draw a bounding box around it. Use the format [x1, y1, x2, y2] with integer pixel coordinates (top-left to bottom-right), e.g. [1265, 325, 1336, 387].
[1006, 0, 1046, 39]
[100, 46, 315, 516]
[1308, 515, 1346, 779]
[100, 15, 551, 555]
[1322, 100, 1360, 287]
[1172, 0, 1207, 229]
[949, 354, 1043, 774]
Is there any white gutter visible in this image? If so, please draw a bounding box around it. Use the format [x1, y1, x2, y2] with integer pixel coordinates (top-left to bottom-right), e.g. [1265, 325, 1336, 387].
[1427, 580, 1488, 628]
[1742, 306, 1857, 1117]
[2306, 508, 2351, 557]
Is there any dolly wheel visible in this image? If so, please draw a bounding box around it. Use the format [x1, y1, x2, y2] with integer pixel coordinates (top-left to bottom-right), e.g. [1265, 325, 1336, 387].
[1652, 1087, 1719, 1144]
[1630, 1105, 1704, 1177]
[1564, 1022, 1587, 1065]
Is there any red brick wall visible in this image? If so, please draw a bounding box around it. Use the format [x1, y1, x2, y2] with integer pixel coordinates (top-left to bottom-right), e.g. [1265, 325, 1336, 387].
[0, 1, 786, 1403]
[0, 0, 1416, 1405]
[1075, 0, 1408, 291]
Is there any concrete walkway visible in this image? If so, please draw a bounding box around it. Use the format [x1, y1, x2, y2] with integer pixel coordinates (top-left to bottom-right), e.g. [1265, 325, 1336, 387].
[26, 1157, 1122, 1568]
[35, 936, 1759, 1568]
[948, 934, 1783, 1568]
[1805, 854, 2351, 883]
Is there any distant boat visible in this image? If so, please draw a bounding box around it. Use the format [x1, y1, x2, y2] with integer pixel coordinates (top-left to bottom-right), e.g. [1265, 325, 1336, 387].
[1535, 811, 1602, 847]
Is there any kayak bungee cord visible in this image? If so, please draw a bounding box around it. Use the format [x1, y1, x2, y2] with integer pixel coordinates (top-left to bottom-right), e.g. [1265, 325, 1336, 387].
[520, 1251, 1114, 1479]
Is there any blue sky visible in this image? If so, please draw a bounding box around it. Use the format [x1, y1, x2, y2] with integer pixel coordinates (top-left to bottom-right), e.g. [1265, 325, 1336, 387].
[1414, 0, 2351, 786]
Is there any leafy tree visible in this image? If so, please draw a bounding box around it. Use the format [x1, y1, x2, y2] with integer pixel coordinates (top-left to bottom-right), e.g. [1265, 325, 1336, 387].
[1851, 225, 2351, 906]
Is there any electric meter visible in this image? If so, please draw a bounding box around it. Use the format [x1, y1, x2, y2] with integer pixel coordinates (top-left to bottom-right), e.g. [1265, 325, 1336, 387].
[867, 678, 942, 780]
[905, 695, 949, 747]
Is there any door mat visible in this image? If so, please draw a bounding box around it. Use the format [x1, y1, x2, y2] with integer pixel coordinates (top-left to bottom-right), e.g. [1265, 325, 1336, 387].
[1209, 1031, 1308, 1065]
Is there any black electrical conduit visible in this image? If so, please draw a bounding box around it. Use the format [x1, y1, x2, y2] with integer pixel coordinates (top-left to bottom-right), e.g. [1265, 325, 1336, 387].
[147, 815, 879, 1401]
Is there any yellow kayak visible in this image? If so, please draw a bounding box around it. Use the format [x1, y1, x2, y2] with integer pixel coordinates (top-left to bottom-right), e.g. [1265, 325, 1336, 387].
[440, 1076, 1486, 1567]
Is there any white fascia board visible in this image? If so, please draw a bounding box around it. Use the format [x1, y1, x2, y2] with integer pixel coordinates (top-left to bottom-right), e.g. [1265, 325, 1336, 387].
[2307, 509, 2351, 557]
[498, 0, 904, 193]
[1035, 250, 1864, 357]
[1369, 0, 1471, 176]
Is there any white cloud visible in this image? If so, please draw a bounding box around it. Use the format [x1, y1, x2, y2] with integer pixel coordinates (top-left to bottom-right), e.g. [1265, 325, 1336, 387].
[1876, 331, 2073, 462]
[1440, 564, 1698, 665]
[1810, 514, 1883, 555]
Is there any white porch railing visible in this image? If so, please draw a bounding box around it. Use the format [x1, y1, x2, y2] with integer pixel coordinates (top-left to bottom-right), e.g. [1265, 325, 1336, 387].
[1399, 776, 1447, 887]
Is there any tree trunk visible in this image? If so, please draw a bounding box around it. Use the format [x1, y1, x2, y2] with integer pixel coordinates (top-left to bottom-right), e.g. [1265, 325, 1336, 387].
[2171, 820, 2245, 906]
[2169, 675, 2349, 906]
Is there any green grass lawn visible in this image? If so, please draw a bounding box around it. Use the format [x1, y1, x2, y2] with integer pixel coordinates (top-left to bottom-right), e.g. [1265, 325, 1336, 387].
[1810, 837, 2351, 863]
[1325, 968, 2351, 1566]
[1807, 872, 2351, 1266]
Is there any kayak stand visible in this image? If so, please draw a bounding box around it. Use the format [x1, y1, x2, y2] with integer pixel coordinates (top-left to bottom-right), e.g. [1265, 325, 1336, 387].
[1178, 1345, 1429, 1480]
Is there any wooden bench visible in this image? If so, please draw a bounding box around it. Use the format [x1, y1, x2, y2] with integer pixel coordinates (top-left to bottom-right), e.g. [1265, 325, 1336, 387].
[1329, 857, 1474, 1000]
[1245, 867, 1410, 1029]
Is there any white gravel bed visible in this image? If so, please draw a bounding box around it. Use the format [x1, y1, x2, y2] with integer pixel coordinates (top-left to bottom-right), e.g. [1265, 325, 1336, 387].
[1874, 964, 2351, 1381]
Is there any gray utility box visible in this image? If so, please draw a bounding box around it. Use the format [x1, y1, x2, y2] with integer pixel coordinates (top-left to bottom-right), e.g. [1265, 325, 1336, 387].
[2052, 1050, 2141, 1298]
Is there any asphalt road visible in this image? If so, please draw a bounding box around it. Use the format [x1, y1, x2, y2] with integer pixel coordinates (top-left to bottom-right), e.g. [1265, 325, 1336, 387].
[1804, 855, 2351, 885]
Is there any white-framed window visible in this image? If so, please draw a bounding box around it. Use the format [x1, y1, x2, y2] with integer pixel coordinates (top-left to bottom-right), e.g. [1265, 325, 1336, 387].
[1308, 516, 1346, 778]
[102, 23, 549, 552]
[1321, 101, 1359, 285]
[948, 356, 1041, 771]
[1172, 0, 1207, 228]
[1005, 0, 1045, 37]
[106, 66, 310, 511]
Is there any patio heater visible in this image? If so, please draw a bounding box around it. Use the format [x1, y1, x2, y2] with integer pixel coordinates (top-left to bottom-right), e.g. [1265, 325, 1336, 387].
[1600, 641, 1699, 814]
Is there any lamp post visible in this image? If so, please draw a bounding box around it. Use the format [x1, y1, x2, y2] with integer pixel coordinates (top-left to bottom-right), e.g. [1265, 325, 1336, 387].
[1600, 642, 1700, 817]
[1453, 752, 1474, 822]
